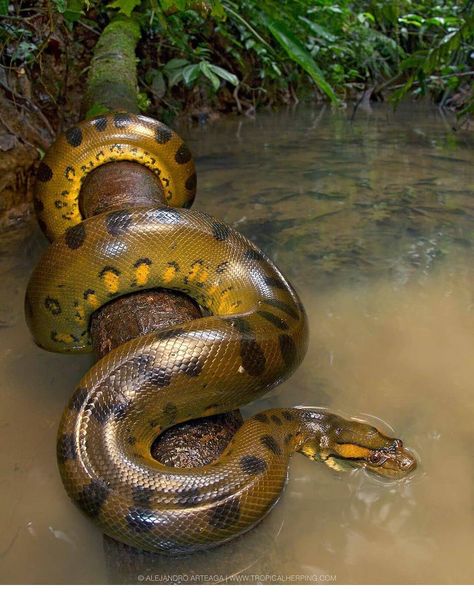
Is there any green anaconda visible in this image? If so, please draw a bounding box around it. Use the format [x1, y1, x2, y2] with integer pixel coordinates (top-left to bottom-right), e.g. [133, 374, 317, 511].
[25, 113, 416, 554]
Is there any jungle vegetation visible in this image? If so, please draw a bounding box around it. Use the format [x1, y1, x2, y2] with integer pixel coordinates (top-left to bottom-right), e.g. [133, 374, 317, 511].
[0, 0, 473, 120]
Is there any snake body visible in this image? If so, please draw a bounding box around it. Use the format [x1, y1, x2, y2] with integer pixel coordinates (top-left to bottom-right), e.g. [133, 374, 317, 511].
[26, 113, 416, 554]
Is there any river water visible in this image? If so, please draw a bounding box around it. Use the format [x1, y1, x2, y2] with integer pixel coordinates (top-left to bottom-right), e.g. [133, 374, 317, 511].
[0, 104, 472, 584]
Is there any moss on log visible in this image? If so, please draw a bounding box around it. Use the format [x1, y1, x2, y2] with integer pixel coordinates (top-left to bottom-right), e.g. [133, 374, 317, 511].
[83, 16, 141, 116]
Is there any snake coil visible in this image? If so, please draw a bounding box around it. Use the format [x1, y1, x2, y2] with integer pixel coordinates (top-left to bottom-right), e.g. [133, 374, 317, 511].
[25, 113, 416, 554]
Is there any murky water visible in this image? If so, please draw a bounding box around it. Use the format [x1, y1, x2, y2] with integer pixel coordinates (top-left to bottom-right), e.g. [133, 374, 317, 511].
[1, 104, 473, 584]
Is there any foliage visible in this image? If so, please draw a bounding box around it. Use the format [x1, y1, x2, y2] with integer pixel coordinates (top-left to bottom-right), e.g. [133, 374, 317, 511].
[1, 0, 472, 117]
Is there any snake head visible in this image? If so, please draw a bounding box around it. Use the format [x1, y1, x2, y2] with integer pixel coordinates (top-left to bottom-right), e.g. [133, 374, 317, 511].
[318, 416, 417, 479]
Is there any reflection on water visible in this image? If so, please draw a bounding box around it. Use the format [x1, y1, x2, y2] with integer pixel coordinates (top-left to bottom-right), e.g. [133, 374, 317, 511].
[0, 104, 472, 584]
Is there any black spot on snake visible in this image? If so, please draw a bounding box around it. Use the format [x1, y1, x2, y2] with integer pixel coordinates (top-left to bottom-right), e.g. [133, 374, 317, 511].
[240, 455, 267, 475]
[271, 414, 283, 426]
[267, 298, 299, 320]
[99, 265, 121, 278]
[37, 161, 53, 182]
[57, 433, 77, 462]
[65, 165, 75, 180]
[182, 357, 203, 377]
[132, 485, 154, 509]
[76, 479, 109, 518]
[279, 334, 298, 368]
[243, 249, 264, 262]
[175, 487, 202, 507]
[284, 433, 293, 445]
[155, 125, 172, 144]
[211, 221, 230, 241]
[93, 117, 107, 132]
[257, 310, 289, 331]
[105, 210, 133, 236]
[51, 330, 78, 344]
[65, 126, 83, 147]
[33, 197, 44, 212]
[208, 498, 241, 529]
[127, 435, 137, 445]
[65, 223, 86, 250]
[225, 317, 252, 335]
[174, 143, 192, 164]
[126, 508, 156, 532]
[113, 113, 132, 128]
[260, 434, 282, 456]
[134, 257, 152, 267]
[254, 413, 269, 424]
[264, 276, 287, 290]
[185, 172, 197, 191]
[146, 366, 174, 388]
[240, 337, 266, 377]
[44, 296, 61, 315]
[282, 410, 294, 421]
[90, 400, 130, 425]
[83, 288, 95, 300]
[69, 386, 89, 410]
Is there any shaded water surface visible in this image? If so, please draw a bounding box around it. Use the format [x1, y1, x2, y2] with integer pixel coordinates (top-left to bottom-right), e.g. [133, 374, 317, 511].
[0, 104, 472, 584]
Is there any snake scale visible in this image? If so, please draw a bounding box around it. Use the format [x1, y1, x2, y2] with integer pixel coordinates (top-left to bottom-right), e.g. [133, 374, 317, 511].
[25, 113, 416, 554]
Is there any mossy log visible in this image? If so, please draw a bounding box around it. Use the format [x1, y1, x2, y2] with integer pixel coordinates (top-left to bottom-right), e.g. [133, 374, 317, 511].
[83, 16, 141, 116]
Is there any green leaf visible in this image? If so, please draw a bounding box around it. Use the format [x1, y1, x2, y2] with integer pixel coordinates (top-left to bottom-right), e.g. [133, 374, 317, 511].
[163, 58, 189, 72]
[182, 63, 201, 85]
[107, 0, 141, 17]
[399, 14, 424, 28]
[200, 61, 220, 90]
[151, 70, 166, 98]
[208, 63, 238, 85]
[51, 0, 67, 12]
[167, 68, 184, 87]
[299, 17, 337, 43]
[265, 18, 338, 104]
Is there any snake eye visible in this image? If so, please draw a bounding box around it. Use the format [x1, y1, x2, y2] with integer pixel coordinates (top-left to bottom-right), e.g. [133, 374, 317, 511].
[369, 451, 386, 465]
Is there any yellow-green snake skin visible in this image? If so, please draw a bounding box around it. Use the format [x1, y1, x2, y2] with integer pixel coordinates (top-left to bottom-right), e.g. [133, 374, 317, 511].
[25, 113, 416, 554]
